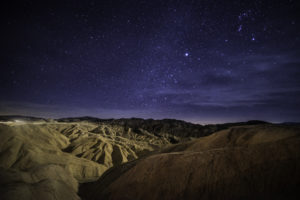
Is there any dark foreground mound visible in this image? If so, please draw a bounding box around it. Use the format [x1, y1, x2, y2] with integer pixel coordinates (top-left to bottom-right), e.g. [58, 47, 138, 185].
[80, 124, 300, 200]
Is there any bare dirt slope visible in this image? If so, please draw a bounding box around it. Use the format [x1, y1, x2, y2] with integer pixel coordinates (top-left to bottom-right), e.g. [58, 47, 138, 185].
[0, 121, 171, 200]
[0, 123, 103, 200]
[1, 119, 299, 200]
[80, 124, 300, 200]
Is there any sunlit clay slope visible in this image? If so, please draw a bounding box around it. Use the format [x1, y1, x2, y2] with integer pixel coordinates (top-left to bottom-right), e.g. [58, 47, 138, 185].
[57, 123, 171, 166]
[0, 121, 172, 200]
[80, 124, 300, 200]
[0, 123, 104, 200]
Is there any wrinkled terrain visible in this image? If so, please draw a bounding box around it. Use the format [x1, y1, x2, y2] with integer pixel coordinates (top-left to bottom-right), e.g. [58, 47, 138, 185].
[0, 116, 299, 200]
[80, 124, 300, 200]
[0, 120, 174, 200]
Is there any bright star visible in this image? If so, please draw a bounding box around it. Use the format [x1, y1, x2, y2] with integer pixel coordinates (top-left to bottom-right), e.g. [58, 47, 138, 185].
[185, 52, 189, 57]
[238, 25, 242, 32]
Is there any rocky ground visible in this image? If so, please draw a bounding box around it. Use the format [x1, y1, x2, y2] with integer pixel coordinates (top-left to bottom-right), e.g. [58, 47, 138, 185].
[0, 116, 299, 199]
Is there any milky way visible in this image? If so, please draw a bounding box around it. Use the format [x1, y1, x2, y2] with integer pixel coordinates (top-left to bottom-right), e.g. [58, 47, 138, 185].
[1, 0, 299, 123]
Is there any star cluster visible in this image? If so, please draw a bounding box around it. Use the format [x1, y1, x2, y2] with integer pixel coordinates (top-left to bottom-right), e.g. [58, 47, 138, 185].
[0, 0, 299, 123]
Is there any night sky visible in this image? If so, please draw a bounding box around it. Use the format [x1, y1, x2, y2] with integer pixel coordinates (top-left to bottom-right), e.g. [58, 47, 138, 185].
[1, 0, 299, 123]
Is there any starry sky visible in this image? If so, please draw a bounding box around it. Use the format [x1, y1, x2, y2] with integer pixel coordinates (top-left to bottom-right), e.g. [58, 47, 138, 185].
[1, 0, 299, 123]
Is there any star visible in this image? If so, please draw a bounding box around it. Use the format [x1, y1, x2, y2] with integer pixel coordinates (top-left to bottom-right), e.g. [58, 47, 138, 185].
[0, 0, 298, 123]
[238, 25, 242, 32]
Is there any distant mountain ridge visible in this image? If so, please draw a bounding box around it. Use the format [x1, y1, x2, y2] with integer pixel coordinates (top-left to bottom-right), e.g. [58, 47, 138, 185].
[0, 115, 270, 140]
[0, 115, 270, 124]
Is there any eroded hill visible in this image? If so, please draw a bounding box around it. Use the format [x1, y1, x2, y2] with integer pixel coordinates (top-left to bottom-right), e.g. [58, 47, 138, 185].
[80, 124, 300, 200]
[0, 119, 210, 200]
[0, 117, 298, 200]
